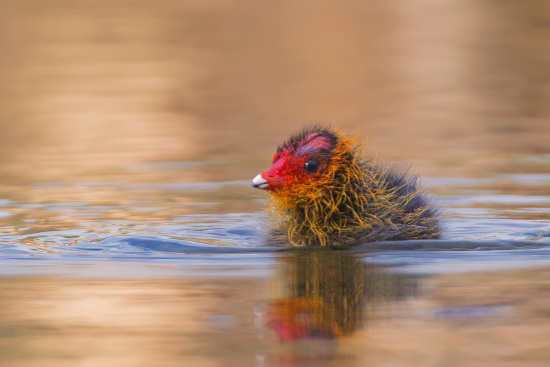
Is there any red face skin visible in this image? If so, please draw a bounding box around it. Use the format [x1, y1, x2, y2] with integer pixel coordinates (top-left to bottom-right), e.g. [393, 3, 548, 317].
[258, 133, 333, 191]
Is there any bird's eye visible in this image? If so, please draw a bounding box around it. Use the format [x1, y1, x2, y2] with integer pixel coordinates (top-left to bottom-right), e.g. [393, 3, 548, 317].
[304, 159, 320, 173]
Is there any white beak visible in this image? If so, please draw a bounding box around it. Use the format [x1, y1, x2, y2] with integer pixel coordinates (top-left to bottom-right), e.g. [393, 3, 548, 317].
[252, 174, 269, 190]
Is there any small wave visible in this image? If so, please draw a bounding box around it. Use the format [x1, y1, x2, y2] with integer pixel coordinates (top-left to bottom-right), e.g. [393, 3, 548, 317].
[350, 238, 550, 252]
[99, 236, 277, 254]
[98, 235, 550, 255]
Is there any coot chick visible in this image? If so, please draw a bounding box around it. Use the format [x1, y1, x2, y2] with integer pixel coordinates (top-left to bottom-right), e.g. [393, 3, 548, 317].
[252, 125, 441, 247]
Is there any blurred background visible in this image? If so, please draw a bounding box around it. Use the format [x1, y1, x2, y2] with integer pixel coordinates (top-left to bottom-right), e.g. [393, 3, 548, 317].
[1, 2, 550, 367]
[0, 0, 548, 185]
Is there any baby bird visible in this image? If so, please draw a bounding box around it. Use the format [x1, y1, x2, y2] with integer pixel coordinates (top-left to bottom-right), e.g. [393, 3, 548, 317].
[252, 125, 441, 247]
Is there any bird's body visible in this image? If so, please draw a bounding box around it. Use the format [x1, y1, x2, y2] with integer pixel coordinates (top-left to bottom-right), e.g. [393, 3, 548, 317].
[252, 126, 441, 247]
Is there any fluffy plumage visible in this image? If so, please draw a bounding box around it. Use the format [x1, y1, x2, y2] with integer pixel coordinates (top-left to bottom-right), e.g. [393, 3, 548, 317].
[252, 125, 441, 247]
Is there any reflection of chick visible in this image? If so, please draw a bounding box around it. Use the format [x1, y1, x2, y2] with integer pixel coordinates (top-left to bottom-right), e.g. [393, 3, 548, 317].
[264, 252, 419, 343]
[266, 252, 366, 342]
[252, 125, 441, 247]
[268, 298, 342, 341]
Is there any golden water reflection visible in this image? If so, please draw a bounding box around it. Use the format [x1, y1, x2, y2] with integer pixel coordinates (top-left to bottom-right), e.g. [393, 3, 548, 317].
[0, 252, 419, 366]
[2, 260, 550, 366]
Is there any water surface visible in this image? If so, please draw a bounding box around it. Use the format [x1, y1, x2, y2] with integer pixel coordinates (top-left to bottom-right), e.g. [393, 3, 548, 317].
[0, 1, 549, 366]
[0, 162, 549, 367]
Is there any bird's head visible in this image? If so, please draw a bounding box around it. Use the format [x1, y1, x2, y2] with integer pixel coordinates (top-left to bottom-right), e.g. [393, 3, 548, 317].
[252, 126, 344, 193]
[252, 126, 377, 246]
